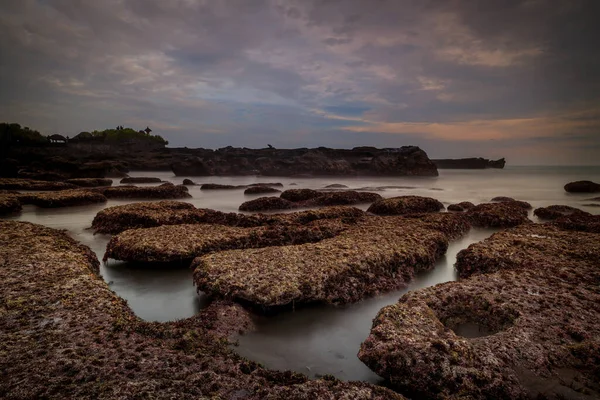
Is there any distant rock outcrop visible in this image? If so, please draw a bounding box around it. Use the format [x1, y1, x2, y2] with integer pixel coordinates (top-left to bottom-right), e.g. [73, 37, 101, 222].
[564, 180, 600, 193]
[433, 157, 505, 169]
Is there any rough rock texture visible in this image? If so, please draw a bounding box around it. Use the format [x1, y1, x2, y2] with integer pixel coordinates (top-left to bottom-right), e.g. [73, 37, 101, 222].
[490, 196, 532, 209]
[120, 177, 163, 184]
[324, 184, 349, 188]
[302, 191, 382, 207]
[367, 196, 444, 215]
[564, 180, 600, 193]
[465, 202, 530, 228]
[447, 201, 475, 212]
[0, 178, 77, 191]
[104, 220, 347, 263]
[239, 196, 298, 212]
[0, 194, 22, 215]
[280, 189, 321, 202]
[65, 178, 113, 187]
[244, 186, 282, 195]
[433, 157, 506, 169]
[534, 205, 590, 220]
[92, 202, 366, 234]
[0, 220, 402, 399]
[182, 178, 196, 185]
[21, 189, 107, 208]
[201, 183, 247, 190]
[98, 184, 191, 199]
[553, 213, 600, 234]
[359, 223, 600, 399]
[192, 214, 470, 309]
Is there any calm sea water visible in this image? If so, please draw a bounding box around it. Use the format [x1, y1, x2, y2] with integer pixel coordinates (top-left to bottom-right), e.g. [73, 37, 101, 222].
[4, 166, 600, 382]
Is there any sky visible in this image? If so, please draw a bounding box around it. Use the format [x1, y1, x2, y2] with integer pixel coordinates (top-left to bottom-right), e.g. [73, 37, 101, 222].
[1, 0, 599, 165]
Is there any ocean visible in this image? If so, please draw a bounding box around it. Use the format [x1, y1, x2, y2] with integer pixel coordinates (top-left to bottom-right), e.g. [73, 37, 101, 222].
[4, 165, 600, 383]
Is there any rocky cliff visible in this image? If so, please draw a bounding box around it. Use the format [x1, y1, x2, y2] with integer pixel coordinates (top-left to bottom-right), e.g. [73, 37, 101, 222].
[433, 157, 505, 169]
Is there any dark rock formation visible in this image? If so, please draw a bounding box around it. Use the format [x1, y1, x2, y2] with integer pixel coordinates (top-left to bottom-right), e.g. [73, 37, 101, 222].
[65, 178, 113, 187]
[241, 191, 382, 212]
[97, 184, 191, 199]
[564, 180, 600, 193]
[244, 186, 282, 195]
[239, 197, 297, 212]
[120, 177, 163, 184]
[280, 189, 321, 202]
[22, 189, 107, 208]
[490, 196, 532, 209]
[553, 212, 600, 233]
[0, 194, 22, 215]
[367, 196, 444, 215]
[0, 178, 77, 191]
[302, 191, 382, 207]
[433, 157, 506, 169]
[465, 202, 530, 228]
[201, 183, 246, 190]
[447, 201, 475, 212]
[324, 184, 349, 188]
[534, 205, 589, 220]
[182, 178, 196, 185]
[359, 223, 600, 399]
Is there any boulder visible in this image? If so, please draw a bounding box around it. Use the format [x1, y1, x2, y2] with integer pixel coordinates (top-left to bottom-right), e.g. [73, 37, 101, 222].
[0, 194, 21, 216]
[22, 189, 107, 208]
[182, 178, 196, 185]
[239, 197, 297, 212]
[564, 180, 600, 193]
[244, 186, 282, 195]
[490, 196, 532, 209]
[447, 201, 475, 212]
[98, 184, 191, 200]
[120, 177, 162, 184]
[65, 178, 113, 187]
[367, 196, 444, 215]
[533, 205, 589, 220]
[280, 189, 321, 202]
[201, 183, 246, 190]
[324, 184, 349, 189]
[302, 191, 382, 207]
[0, 178, 77, 191]
[465, 202, 530, 228]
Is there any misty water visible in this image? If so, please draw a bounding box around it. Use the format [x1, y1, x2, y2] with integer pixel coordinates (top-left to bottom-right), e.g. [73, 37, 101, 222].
[5, 166, 600, 382]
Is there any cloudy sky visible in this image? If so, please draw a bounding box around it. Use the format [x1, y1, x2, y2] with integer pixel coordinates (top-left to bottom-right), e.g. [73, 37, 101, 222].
[1, 0, 599, 164]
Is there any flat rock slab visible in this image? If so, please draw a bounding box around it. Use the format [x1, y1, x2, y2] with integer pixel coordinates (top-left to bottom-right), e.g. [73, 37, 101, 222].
[98, 184, 191, 199]
[65, 178, 113, 187]
[465, 202, 531, 227]
[21, 189, 107, 208]
[0, 220, 402, 399]
[192, 214, 470, 309]
[367, 195, 444, 215]
[120, 177, 163, 184]
[0, 178, 77, 191]
[359, 223, 600, 399]
[104, 220, 347, 263]
[240, 190, 382, 212]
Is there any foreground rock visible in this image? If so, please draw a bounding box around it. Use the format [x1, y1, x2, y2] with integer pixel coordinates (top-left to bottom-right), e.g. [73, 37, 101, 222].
[367, 196, 444, 215]
[21, 189, 107, 208]
[465, 202, 530, 227]
[447, 201, 475, 212]
[193, 214, 470, 309]
[303, 191, 382, 207]
[104, 220, 346, 263]
[65, 178, 113, 187]
[490, 196, 532, 209]
[97, 184, 191, 199]
[0, 194, 21, 215]
[533, 205, 590, 220]
[0, 220, 402, 399]
[240, 191, 382, 212]
[564, 180, 600, 193]
[553, 212, 600, 234]
[0, 178, 77, 191]
[120, 177, 163, 184]
[359, 223, 600, 399]
[239, 196, 297, 212]
[92, 202, 366, 234]
[244, 186, 282, 195]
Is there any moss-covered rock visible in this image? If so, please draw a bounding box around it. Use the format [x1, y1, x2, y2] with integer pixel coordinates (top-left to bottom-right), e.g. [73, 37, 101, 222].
[0, 178, 77, 191]
[120, 177, 163, 184]
[98, 184, 191, 199]
[367, 196, 444, 215]
[280, 189, 321, 202]
[447, 201, 475, 212]
[465, 202, 530, 228]
[239, 196, 298, 212]
[23, 189, 107, 208]
[490, 196, 532, 209]
[244, 186, 282, 195]
[65, 178, 113, 187]
[0, 194, 22, 215]
[533, 205, 589, 220]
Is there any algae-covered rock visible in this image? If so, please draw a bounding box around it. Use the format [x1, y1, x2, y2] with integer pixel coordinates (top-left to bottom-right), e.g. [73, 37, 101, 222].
[447, 201, 475, 212]
[0, 194, 22, 215]
[244, 186, 282, 195]
[280, 189, 321, 202]
[553, 212, 600, 234]
[533, 204, 589, 220]
[302, 191, 381, 207]
[0, 178, 77, 191]
[23, 189, 107, 208]
[201, 183, 246, 190]
[99, 184, 191, 199]
[193, 214, 468, 309]
[0, 220, 403, 399]
[120, 177, 163, 184]
[239, 196, 298, 212]
[367, 196, 444, 215]
[65, 178, 113, 187]
[466, 202, 530, 228]
[360, 223, 600, 399]
[490, 196, 532, 209]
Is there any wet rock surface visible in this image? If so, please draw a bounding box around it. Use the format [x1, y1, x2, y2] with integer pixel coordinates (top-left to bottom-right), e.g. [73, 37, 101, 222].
[0, 220, 402, 399]
[244, 186, 282, 195]
[240, 190, 382, 211]
[0, 194, 22, 215]
[465, 202, 531, 227]
[182, 178, 196, 185]
[65, 178, 113, 187]
[20, 189, 107, 208]
[97, 184, 191, 199]
[490, 196, 532, 209]
[367, 195, 444, 215]
[192, 213, 470, 310]
[0, 178, 77, 191]
[120, 177, 163, 184]
[280, 189, 321, 202]
[534, 205, 590, 220]
[239, 196, 297, 212]
[360, 223, 600, 399]
[564, 180, 600, 193]
[447, 201, 475, 212]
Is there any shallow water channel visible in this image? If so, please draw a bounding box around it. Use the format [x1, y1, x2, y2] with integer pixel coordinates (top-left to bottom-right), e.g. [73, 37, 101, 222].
[5, 167, 600, 381]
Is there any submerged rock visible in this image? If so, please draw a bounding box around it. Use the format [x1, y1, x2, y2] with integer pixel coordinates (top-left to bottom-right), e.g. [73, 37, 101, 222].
[0, 178, 77, 191]
[465, 202, 530, 227]
[447, 201, 475, 212]
[120, 177, 162, 184]
[65, 178, 113, 187]
[0, 220, 401, 399]
[359, 224, 600, 399]
[22, 189, 107, 208]
[193, 214, 469, 309]
[244, 186, 282, 195]
[533, 204, 589, 220]
[367, 196, 444, 215]
[564, 180, 600, 193]
[98, 184, 191, 199]
[0, 194, 22, 215]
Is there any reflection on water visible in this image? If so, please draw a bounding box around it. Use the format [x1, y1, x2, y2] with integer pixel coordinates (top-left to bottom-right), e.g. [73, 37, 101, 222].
[2, 167, 600, 379]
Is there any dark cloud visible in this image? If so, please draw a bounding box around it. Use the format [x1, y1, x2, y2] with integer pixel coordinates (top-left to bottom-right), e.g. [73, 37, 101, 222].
[0, 0, 598, 164]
